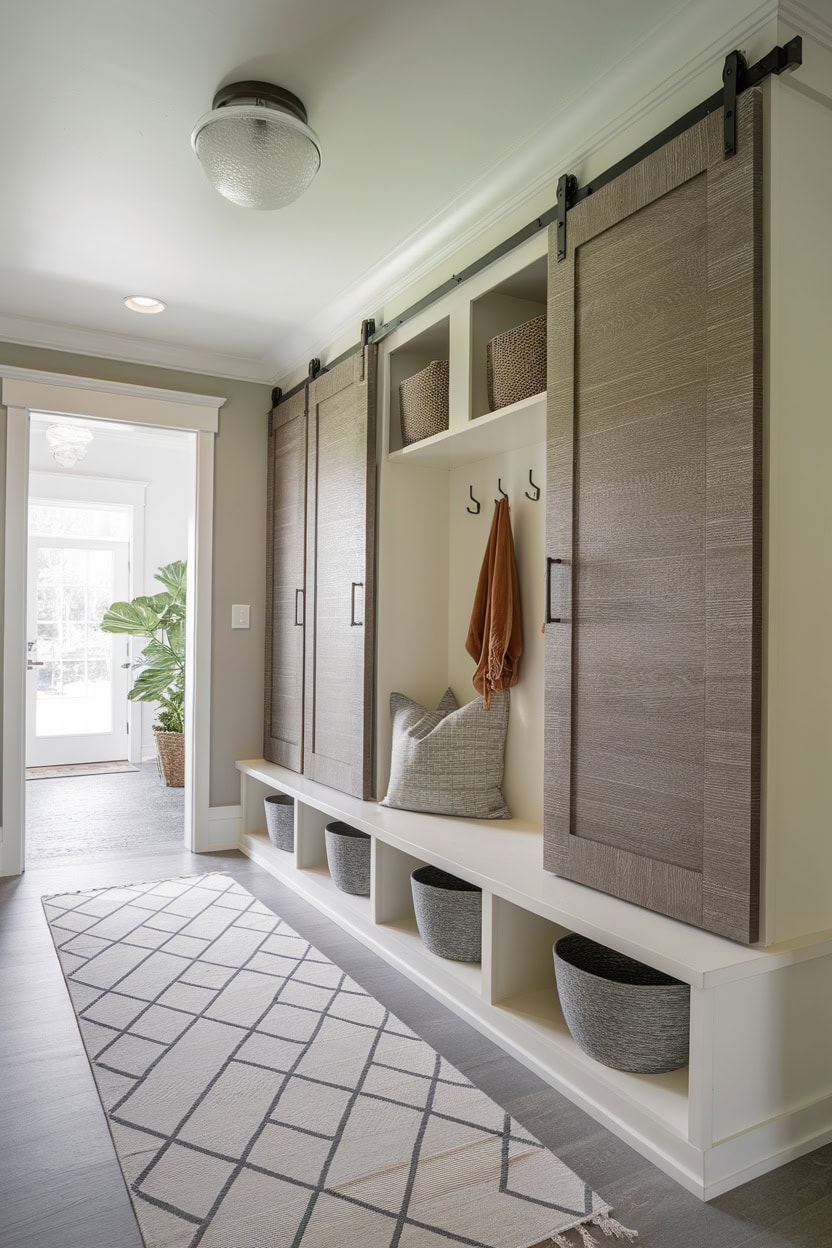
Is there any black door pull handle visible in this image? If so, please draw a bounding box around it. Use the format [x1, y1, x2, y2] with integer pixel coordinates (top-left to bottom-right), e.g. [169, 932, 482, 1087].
[546, 557, 563, 624]
[350, 582, 363, 627]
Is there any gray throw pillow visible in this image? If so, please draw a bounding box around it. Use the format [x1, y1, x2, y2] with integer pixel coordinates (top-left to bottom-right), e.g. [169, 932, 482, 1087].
[381, 688, 511, 819]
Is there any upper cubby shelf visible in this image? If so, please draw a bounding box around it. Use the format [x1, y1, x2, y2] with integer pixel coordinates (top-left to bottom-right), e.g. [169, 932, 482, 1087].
[388, 390, 545, 466]
[388, 317, 450, 455]
[469, 254, 547, 421]
[382, 232, 549, 467]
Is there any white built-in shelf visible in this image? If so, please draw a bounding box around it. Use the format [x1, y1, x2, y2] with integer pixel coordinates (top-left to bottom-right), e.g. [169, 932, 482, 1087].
[495, 986, 690, 1139]
[237, 758, 832, 1197]
[388, 392, 546, 468]
[236, 759, 821, 989]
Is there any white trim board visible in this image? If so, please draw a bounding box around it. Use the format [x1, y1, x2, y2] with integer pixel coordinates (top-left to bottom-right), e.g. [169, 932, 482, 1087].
[1, 367, 224, 432]
[1, 367, 218, 874]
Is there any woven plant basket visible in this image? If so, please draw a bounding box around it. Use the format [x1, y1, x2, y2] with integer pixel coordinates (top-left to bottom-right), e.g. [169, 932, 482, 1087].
[155, 730, 184, 788]
[486, 314, 547, 411]
[399, 360, 449, 446]
[554, 933, 690, 1073]
[264, 794, 294, 852]
[325, 821, 371, 896]
[411, 865, 481, 962]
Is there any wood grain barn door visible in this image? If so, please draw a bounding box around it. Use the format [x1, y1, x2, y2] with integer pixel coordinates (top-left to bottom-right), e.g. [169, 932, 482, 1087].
[264, 388, 308, 771]
[544, 91, 762, 943]
[304, 348, 377, 799]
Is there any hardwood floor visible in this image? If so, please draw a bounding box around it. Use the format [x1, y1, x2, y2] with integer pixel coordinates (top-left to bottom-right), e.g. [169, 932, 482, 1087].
[25, 763, 184, 863]
[1, 845, 830, 1248]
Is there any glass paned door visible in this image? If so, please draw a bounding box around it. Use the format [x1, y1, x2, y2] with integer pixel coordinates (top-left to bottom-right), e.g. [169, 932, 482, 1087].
[26, 536, 130, 765]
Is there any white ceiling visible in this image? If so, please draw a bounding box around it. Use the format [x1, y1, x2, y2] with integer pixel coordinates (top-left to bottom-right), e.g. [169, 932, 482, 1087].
[0, 0, 807, 385]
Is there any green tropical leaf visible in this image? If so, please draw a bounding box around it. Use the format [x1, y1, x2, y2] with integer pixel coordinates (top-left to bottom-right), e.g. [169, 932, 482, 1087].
[140, 637, 182, 674]
[155, 560, 186, 600]
[101, 560, 187, 714]
[133, 592, 172, 615]
[100, 601, 160, 636]
[128, 664, 179, 703]
[166, 618, 185, 659]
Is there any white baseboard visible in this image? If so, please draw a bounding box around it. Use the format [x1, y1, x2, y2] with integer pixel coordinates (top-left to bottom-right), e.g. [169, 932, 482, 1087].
[197, 805, 242, 853]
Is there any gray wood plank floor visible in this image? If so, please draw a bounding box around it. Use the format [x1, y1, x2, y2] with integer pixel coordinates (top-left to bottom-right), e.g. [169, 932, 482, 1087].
[1, 845, 830, 1248]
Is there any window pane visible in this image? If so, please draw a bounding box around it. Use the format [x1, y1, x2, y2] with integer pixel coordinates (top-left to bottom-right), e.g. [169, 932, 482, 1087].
[29, 502, 129, 541]
[32, 540, 118, 739]
[62, 587, 87, 622]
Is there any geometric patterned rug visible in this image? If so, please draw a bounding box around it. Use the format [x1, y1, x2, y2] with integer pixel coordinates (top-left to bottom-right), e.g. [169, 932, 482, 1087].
[42, 873, 637, 1248]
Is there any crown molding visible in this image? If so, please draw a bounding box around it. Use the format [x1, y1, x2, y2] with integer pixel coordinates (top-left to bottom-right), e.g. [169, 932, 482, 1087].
[267, 0, 779, 384]
[0, 314, 272, 386]
[780, 0, 832, 51]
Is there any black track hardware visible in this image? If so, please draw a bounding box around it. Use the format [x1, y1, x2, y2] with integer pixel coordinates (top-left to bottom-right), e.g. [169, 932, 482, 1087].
[273, 37, 802, 406]
[556, 173, 578, 261]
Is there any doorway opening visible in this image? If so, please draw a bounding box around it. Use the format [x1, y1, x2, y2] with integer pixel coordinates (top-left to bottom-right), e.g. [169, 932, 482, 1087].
[24, 413, 195, 864]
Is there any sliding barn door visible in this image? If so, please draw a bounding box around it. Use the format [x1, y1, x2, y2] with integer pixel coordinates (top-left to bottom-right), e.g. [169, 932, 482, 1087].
[544, 91, 762, 943]
[264, 389, 307, 770]
[304, 348, 377, 799]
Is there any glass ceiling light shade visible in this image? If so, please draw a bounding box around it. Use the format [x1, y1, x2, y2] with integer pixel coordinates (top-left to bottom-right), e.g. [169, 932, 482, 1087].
[45, 424, 93, 468]
[191, 81, 321, 210]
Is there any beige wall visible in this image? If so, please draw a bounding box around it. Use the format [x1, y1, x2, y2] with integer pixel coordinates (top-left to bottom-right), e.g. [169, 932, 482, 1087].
[763, 57, 832, 942]
[0, 342, 270, 807]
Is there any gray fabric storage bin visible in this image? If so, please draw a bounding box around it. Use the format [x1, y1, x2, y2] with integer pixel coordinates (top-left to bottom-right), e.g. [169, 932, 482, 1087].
[264, 794, 294, 852]
[411, 865, 482, 962]
[554, 933, 690, 1073]
[325, 821, 371, 896]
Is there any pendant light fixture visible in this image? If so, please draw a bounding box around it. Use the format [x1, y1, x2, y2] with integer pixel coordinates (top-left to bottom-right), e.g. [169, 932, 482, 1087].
[191, 81, 321, 210]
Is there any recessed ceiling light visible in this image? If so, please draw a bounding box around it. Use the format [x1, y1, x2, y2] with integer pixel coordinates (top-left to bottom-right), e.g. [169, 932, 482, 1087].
[124, 295, 167, 314]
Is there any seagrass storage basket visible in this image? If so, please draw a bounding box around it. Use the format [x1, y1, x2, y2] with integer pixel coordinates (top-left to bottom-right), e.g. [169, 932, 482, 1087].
[264, 794, 294, 852]
[411, 865, 482, 962]
[399, 360, 449, 445]
[553, 933, 690, 1073]
[486, 314, 546, 411]
[325, 821, 371, 895]
[155, 730, 184, 787]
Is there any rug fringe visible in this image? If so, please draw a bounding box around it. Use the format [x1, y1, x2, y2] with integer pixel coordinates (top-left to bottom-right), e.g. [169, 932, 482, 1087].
[592, 1213, 639, 1240]
[528, 1211, 639, 1248]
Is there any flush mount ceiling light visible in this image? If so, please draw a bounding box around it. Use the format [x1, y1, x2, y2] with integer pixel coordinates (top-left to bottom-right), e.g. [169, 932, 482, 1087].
[45, 424, 93, 468]
[190, 80, 321, 210]
[124, 295, 167, 314]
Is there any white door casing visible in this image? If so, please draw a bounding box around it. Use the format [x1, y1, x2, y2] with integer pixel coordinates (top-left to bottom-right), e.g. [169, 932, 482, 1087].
[1, 367, 224, 873]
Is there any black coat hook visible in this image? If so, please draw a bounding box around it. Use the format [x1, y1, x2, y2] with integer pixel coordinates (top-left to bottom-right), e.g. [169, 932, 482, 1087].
[525, 469, 541, 501]
[497, 478, 509, 500]
[466, 485, 481, 515]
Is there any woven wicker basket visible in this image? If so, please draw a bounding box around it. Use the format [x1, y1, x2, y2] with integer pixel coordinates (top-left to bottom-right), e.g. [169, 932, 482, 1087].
[264, 794, 294, 852]
[325, 821, 371, 896]
[411, 865, 481, 962]
[399, 360, 449, 446]
[486, 314, 546, 411]
[155, 730, 184, 788]
[554, 934, 690, 1073]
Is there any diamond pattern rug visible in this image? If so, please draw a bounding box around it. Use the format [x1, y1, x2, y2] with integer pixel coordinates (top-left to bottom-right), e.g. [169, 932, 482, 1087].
[42, 873, 637, 1248]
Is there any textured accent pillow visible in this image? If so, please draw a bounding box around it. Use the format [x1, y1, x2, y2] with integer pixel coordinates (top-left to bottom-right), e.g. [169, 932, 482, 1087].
[381, 688, 511, 819]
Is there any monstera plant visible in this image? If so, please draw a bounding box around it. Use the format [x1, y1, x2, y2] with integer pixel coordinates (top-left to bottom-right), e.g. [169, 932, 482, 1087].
[100, 559, 186, 786]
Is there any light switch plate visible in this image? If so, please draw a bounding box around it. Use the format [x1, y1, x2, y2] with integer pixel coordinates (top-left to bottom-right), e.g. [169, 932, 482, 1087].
[231, 604, 251, 630]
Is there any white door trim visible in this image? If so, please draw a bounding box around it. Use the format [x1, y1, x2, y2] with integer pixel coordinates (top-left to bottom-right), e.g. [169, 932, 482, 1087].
[1, 368, 225, 874]
[2, 408, 30, 876]
[1, 367, 224, 426]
